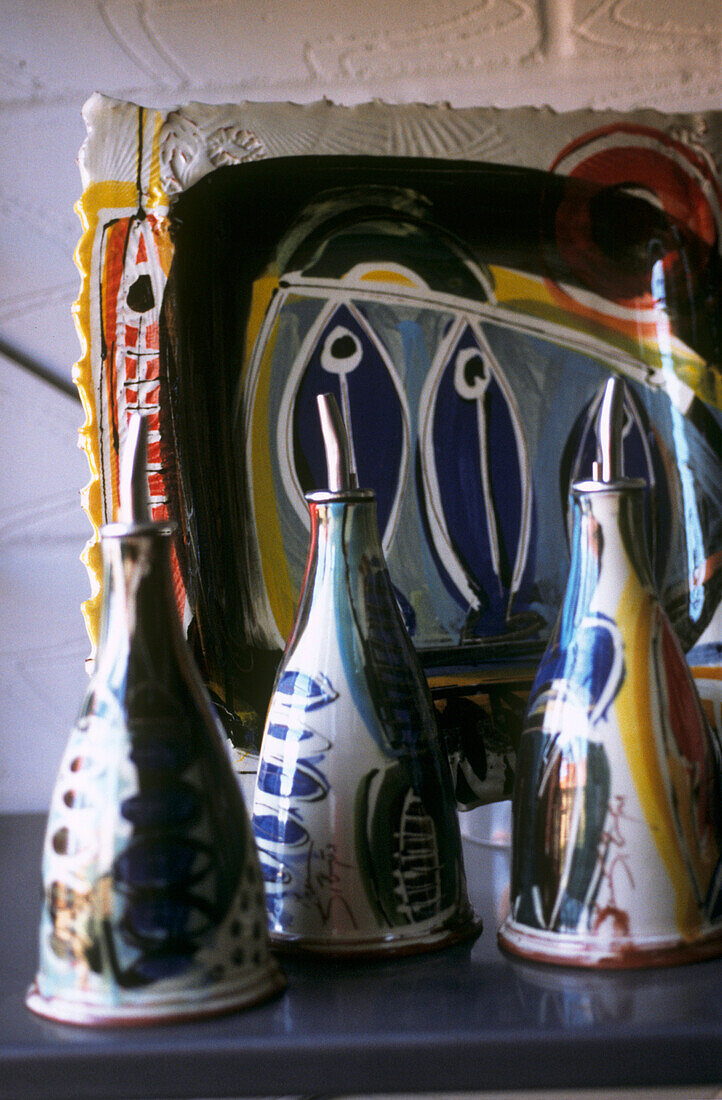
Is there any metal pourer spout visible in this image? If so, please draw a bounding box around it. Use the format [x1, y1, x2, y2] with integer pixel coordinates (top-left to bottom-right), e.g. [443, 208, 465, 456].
[316, 392, 359, 492]
[118, 413, 151, 524]
[593, 376, 626, 484]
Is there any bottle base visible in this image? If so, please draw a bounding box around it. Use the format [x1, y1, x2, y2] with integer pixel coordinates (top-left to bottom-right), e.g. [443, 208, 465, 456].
[25, 962, 286, 1027]
[270, 910, 483, 959]
[498, 915, 722, 969]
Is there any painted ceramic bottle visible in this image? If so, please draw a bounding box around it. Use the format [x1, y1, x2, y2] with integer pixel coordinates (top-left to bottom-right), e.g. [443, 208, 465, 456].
[499, 377, 722, 967]
[27, 417, 284, 1025]
[252, 394, 478, 955]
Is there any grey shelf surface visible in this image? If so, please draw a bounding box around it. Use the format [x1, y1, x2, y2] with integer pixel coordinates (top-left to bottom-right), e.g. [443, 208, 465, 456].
[2, 813, 722, 1099]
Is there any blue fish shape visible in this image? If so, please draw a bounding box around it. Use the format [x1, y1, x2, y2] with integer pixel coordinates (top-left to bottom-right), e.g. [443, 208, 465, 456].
[531, 612, 625, 726]
[291, 300, 409, 548]
[253, 812, 309, 849]
[419, 317, 534, 637]
[264, 720, 332, 757]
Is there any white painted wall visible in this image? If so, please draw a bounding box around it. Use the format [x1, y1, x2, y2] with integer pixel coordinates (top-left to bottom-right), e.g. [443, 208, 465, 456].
[1, 0, 721, 812]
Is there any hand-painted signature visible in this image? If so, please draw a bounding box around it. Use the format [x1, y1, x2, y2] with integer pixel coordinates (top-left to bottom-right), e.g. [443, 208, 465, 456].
[298, 841, 358, 929]
[593, 795, 637, 935]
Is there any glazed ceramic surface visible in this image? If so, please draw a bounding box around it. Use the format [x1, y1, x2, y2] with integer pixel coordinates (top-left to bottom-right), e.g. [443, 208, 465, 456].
[252, 490, 478, 955]
[499, 473, 722, 967]
[27, 509, 284, 1025]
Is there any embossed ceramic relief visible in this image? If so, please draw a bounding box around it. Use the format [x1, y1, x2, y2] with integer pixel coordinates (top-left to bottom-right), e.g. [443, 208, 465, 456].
[75, 96, 722, 803]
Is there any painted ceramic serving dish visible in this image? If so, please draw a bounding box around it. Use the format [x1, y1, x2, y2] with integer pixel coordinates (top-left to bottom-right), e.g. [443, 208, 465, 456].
[74, 97, 722, 803]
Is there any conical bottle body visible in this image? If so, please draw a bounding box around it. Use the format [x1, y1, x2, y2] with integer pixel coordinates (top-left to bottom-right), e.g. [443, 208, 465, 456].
[500, 482, 722, 967]
[27, 524, 284, 1024]
[253, 491, 478, 955]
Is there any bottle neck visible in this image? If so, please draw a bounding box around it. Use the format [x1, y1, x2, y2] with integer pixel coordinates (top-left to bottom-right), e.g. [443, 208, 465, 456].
[312, 496, 386, 602]
[311, 495, 382, 567]
[563, 484, 654, 627]
[286, 496, 383, 653]
[96, 530, 184, 679]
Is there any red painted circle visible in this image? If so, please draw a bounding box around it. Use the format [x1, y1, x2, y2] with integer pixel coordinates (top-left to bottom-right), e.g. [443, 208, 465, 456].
[549, 124, 720, 312]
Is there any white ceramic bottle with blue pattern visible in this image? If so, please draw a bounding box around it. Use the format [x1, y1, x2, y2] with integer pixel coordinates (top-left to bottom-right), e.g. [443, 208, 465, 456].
[252, 394, 479, 955]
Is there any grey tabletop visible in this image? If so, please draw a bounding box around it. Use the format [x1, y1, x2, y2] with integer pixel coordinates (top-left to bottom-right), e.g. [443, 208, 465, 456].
[2, 813, 722, 1099]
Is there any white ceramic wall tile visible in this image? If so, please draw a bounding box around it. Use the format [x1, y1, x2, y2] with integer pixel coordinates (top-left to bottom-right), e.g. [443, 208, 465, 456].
[1, 0, 168, 101]
[572, 0, 722, 57]
[1, 0, 721, 109]
[0, 100, 86, 380]
[0, 355, 90, 812]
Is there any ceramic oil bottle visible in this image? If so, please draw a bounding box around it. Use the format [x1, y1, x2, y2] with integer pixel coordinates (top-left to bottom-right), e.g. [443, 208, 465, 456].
[27, 416, 284, 1024]
[252, 394, 479, 955]
[499, 377, 722, 967]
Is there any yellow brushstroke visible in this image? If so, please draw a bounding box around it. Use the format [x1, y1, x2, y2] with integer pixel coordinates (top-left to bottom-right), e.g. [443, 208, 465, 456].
[490, 266, 554, 308]
[615, 576, 701, 937]
[147, 111, 168, 214]
[490, 265, 721, 410]
[240, 275, 279, 387]
[359, 269, 418, 287]
[248, 315, 296, 641]
[690, 665, 722, 682]
[490, 266, 658, 366]
[74, 181, 140, 649]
